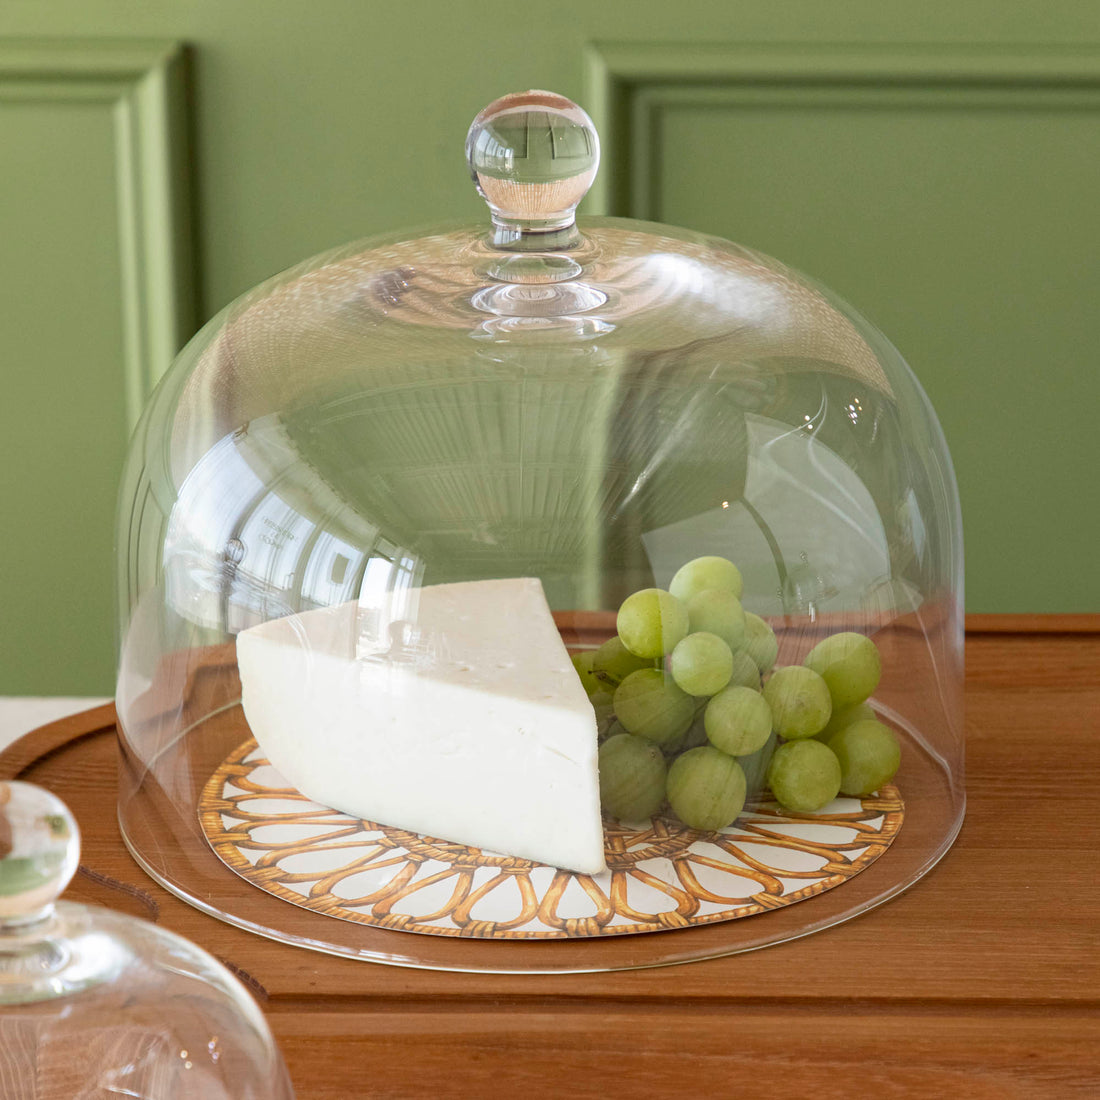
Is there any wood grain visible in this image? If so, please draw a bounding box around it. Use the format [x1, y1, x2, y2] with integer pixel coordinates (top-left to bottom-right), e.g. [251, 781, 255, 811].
[3, 619, 1099, 1098]
[269, 1006, 1100, 1099]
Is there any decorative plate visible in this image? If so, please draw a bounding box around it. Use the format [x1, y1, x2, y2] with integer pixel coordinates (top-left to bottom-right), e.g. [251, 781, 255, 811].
[200, 739, 903, 940]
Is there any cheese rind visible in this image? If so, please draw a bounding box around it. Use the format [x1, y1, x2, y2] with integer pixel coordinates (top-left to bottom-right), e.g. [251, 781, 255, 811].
[236, 578, 606, 873]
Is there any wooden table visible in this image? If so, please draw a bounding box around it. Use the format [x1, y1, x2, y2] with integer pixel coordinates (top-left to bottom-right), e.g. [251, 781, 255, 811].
[3, 617, 1098, 1098]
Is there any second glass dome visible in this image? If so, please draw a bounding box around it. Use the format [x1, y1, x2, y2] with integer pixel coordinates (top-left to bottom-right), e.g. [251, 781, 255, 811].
[115, 91, 964, 971]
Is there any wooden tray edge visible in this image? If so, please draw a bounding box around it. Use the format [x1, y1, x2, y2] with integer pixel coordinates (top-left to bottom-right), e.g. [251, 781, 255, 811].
[0, 702, 118, 780]
[964, 613, 1100, 634]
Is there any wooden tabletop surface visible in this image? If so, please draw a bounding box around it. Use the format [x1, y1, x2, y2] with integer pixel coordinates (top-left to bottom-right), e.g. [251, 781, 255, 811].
[2, 616, 1098, 1098]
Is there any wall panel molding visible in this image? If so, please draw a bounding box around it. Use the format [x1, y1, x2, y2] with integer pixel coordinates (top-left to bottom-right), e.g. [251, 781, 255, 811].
[585, 42, 1100, 218]
[584, 40, 1100, 615]
[0, 39, 195, 428]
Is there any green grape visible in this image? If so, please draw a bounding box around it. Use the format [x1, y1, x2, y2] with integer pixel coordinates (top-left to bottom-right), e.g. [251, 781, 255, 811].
[743, 612, 779, 674]
[825, 719, 901, 796]
[590, 690, 616, 733]
[599, 733, 668, 822]
[728, 650, 762, 691]
[612, 669, 695, 749]
[738, 730, 778, 798]
[766, 739, 842, 813]
[704, 685, 772, 756]
[804, 632, 881, 709]
[762, 666, 832, 739]
[670, 632, 734, 697]
[591, 635, 657, 684]
[616, 588, 689, 659]
[669, 555, 744, 603]
[666, 746, 747, 830]
[571, 650, 603, 697]
[816, 700, 875, 741]
[685, 588, 746, 650]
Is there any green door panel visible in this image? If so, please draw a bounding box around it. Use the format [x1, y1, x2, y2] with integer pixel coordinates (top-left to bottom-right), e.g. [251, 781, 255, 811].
[0, 42, 192, 695]
[637, 83, 1100, 613]
[0, 100, 126, 693]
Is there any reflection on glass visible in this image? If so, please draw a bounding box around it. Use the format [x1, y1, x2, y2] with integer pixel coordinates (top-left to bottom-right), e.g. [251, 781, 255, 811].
[164, 414, 384, 632]
[642, 412, 905, 619]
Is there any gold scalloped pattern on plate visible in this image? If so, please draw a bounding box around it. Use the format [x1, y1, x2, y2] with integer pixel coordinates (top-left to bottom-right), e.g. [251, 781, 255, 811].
[199, 739, 903, 940]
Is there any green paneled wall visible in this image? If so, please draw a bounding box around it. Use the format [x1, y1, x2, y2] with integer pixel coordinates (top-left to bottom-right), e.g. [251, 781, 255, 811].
[1, 2, 1097, 693]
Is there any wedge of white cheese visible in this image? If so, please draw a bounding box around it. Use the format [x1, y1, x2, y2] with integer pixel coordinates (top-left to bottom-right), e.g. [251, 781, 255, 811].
[236, 577, 606, 874]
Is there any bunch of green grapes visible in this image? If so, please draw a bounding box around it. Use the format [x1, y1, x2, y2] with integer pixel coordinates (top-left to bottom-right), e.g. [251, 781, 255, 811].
[575, 556, 901, 830]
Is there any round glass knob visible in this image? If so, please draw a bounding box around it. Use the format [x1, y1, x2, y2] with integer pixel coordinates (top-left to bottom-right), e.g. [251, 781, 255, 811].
[466, 90, 600, 250]
[0, 780, 79, 928]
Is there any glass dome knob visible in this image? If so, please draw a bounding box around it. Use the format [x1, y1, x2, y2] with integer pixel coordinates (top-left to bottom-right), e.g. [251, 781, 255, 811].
[466, 90, 600, 250]
[0, 781, 79, 929]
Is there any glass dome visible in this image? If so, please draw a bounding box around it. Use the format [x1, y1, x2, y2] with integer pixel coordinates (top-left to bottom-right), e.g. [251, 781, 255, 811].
[115, 91, 964, 972]
[0, 781, 295, 1096]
